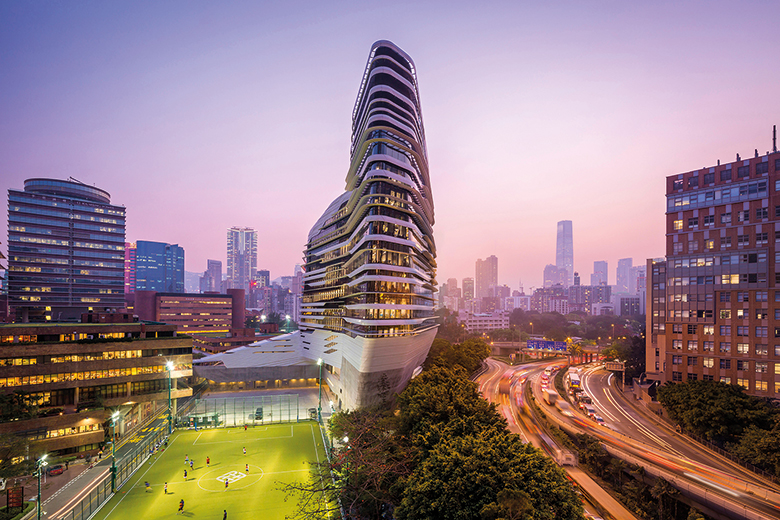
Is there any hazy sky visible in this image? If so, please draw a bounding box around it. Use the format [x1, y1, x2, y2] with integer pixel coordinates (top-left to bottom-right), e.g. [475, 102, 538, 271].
[2, 1, 779, 290]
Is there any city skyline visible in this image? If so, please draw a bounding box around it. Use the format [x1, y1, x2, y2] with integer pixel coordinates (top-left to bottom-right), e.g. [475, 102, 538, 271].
[2, 2, 780, 290]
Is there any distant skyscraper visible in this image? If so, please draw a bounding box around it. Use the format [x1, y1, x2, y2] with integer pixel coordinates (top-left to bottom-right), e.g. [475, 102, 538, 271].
[556, 220, 573, 287]
[227, 227, 257, 292]
[475, 256, 498, 299]
[135, 241, 185, 293]
[7, 178, 126, 319]
[543, 264, 566, 288]
[629, 264, 646, 295]
[616, 258, 633, 293]
[590, 260, 608, 286]
[125, 242, 137, 294]
[199, 259, 222, 293]
[462, 278, 475, 300]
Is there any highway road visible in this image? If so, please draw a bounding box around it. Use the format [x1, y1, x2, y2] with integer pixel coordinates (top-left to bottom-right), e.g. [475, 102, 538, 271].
[533, 363, 780, 520]
[475, 358, 640, 520]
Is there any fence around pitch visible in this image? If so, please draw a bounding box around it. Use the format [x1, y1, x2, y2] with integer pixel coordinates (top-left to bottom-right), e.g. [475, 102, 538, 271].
[58, 422, 168, 520]
[176, 395, 305, 428]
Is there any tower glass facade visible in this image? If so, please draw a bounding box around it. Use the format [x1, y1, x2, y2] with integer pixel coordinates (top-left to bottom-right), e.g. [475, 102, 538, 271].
[134, 240, 184, 293]
[556, 220, 573, 287]
[7, 178, 126, 318]
[300, 40, 437, 408]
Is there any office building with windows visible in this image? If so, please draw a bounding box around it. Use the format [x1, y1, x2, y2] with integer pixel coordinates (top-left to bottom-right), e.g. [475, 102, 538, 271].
[0, 317, 192, 456]
[134, 240, 184, 293]
[647, 146, 780, 398]
[227, 227, 257, 292]
[7, 178, 126, 321]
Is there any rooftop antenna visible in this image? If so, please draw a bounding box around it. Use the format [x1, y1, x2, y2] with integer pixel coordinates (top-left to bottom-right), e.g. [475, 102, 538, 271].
[736, 153, 741, 161]
[755, 149, 759, 158]
[774, 125, 777, 153]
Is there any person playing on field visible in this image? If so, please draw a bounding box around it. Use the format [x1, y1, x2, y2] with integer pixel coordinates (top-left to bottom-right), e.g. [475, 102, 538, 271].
[185, 454, 188, 464]
[244, 424, 247, 431]
[178, 499, 184, 514]
[225, 479, 229, 490]
[189, 459, 193, 470]
[144, 481, 151, 492]
[245, 463, 249, 473]
[164, 482, 168, 494]
[184, 469, 187, 480]
[223, 510, 227, 520]
[206, 456, 210, 467]
[242, 447, 246, 455]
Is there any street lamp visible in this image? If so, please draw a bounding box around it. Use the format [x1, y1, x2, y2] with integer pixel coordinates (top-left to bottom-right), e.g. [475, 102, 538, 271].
[530, 322, 534, 335]
[285, 314, 291, 332]
[36, 455, 47, 520]
[166, 361, 174, 435]
[316, 358, 323, 423]
[110, 411, 120, 492]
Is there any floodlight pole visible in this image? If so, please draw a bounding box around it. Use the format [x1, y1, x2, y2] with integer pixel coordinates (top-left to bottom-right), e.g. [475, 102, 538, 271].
[110, 411, 119, 492]
[36, 455, 47, 520]
[317, 358, 323, 423]
[166, 361, 174, 435]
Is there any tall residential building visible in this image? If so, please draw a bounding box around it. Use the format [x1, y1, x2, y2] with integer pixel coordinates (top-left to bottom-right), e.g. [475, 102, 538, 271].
[475, 255, 498, 299]
[462, 277, 475, 300]
[591, 260, 608, 286]
[124, 242, 137, 295]
[646, 145, 780, 398]
[199, 259, 222, 293]
[256, 269, 270, 288]
[299, 40, 437, 409]
[7, 178, 126, 320]
[227, 227, 257, 292]
[616, 257, 633, 293]
[134, 240, 184, 293]
[556, 220, 574, 287]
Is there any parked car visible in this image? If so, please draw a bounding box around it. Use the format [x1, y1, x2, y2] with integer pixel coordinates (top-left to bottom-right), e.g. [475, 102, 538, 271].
[48, 465, 64, 476]
[254, 408, 263, 420]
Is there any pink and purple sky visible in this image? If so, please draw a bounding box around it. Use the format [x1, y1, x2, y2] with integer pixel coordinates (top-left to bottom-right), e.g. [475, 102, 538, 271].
[2, 1, 779, 290]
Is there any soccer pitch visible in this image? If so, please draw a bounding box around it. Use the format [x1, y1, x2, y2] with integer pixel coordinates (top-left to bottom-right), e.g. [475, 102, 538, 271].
[93, 423, 327, 520]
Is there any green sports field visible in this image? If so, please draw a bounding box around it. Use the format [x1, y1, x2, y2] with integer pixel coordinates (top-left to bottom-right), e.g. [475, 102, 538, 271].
[93, 423, 328, 520]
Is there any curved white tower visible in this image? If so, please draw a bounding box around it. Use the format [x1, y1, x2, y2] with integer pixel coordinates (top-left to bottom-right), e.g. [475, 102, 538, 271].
[301, 40, 438, 409]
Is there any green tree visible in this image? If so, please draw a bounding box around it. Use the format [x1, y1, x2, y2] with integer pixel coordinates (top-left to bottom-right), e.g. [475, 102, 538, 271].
[729, 415, 780, 476]
[650, 478, 679, 520]
[657, 380, 775, 442]
[0, 391, 39, 421]
[0, 433, 33, 479]
[480, 488, 534, 520]
[395, 433, 583, 520]
[424, 337, 490, 374]
[396, 367, 506, 451]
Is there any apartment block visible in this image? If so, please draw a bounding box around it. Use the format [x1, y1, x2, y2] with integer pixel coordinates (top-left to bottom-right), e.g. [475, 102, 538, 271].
[649, 147, 780, 397]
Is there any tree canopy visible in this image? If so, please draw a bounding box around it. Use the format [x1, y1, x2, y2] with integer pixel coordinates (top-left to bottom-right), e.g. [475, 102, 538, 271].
[657, 380, 776, 442]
